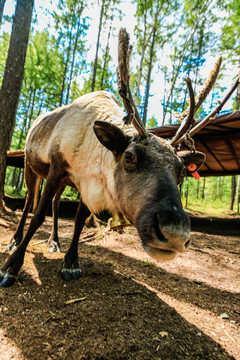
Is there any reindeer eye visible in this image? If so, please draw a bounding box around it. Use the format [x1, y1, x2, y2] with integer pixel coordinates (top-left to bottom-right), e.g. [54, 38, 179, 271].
[124, 150, 137, 172]
[125, 151, 134, 163]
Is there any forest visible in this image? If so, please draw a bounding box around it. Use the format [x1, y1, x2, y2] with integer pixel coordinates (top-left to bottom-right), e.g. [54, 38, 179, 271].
[0, 0, 239, 214]
[0, 2, 240, 358]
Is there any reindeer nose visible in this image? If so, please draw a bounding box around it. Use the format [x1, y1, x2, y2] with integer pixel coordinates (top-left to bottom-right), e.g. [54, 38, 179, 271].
[185, 239, 191, 248]
[157, 205, 190, 230]
[155, 208, 191, 252]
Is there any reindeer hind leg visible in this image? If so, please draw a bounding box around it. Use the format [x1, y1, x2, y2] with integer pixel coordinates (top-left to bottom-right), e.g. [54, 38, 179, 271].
[48, 184, 66, 253]
[6, 167, 40, 252]
[0, 167, 64, 287]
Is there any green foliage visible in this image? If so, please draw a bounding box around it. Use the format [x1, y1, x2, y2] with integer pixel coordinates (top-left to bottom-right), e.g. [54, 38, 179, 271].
[146, 115, 158, 128]
[10, 29, 66, 151]
[0, 31, 10, 84]
[181, 176, 239, 215]
[219, 0, 240, 61]
[61, 186, 79, 200]
[78, 57, 117, 97]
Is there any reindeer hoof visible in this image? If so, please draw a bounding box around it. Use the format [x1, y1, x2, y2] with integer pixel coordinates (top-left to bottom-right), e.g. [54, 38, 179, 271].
[48, 243, 61, 253]
[0, 271, 17, 287]
[48, 238, 61, 253]
[5, 240, 19, 253]
[61, 268, 82, 281]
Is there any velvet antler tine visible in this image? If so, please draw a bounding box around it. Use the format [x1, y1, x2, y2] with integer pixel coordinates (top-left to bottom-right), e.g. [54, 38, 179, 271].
[172, 74, 240, 146]
[176, 56, 222, 122]
[194, 56, 222, 112]
[170, 78, 195, 147]
[117, 28, 148, 138]
[170, 56, 224, 147]
[187, 75, 240, 138]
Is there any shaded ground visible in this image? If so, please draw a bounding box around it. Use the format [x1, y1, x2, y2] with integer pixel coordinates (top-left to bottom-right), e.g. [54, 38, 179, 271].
[0, 208, 239, 360]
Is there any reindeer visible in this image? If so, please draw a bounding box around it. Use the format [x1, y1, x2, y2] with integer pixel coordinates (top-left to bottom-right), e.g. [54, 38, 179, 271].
[1, 28, 221, 287]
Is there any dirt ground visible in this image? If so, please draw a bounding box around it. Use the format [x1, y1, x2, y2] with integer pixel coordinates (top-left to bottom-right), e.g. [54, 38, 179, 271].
[0, 208, 239, 360]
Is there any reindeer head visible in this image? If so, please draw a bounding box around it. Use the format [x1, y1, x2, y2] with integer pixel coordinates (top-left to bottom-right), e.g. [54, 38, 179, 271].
[94, 120, 205, 261]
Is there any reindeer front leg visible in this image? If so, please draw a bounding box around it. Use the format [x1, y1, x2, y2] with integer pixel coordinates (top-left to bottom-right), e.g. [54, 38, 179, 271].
[0, 168, 63, 287]
[61, 200, 90, 281]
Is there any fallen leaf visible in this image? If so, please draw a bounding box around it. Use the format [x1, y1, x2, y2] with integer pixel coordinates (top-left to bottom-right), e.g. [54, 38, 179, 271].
[65, 297, 87, 305]
[159, 331, 168, 338]
[219, 313, 229, 319]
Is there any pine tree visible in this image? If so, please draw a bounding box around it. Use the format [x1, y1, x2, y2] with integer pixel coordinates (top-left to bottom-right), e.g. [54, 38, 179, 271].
[0, 0, 34, 209]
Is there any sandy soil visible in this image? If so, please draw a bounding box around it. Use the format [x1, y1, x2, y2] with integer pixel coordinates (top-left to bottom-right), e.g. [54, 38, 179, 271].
[0, 208, 239, 360]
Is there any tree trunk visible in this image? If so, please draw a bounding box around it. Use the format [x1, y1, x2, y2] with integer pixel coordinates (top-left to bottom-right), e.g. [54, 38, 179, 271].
[234, 87, 240, 213]
[0, 0, 34, 210]
[142, 27, 156, 127]
[91, 0, 105, 92]
[59, 29, 73, 106]
[201, 177, 206, 199]
[100, 24, 111, 89]
[219, 176, 224, 199]
[0, 0, 6, 27]
[134, 12, 147, 103]
[236, 84, 240, 111]
[162, 26, 197, 124]
[235, 175, 240, 213]
[10, 91, 33, 189]
[181, 38, 194, 113]
[196, 179, 199, 199]
[16, 167, 24, 193]
[134, 3, 163, 104]
[65, 9, 83, 104]
[229, 175, 236, 211]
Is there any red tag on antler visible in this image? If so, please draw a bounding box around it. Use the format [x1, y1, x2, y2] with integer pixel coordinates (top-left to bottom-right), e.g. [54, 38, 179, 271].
[187, 163, 200, 179]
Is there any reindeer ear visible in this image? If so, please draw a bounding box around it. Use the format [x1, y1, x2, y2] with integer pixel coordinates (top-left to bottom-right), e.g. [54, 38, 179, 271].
[178, 150, 206, 171]
[93, 121, 130, 157]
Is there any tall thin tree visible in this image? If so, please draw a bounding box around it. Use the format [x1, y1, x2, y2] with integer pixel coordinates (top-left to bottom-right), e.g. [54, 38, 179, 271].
[142, 26, 157, 126]
[0, 0, 6, 28]
[0, 0, 34, 210]
[91, 0, 106, 92]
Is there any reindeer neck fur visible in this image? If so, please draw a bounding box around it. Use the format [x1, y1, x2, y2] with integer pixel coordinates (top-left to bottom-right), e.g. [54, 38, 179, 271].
[25, 91, 137, 214]
[64, 91, 137, 214]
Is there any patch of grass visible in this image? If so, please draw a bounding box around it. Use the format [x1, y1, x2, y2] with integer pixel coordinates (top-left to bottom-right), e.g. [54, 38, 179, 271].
[5, 185, 27, 199]
[144, 262, 153, 267]
[106, 261, 116, 267]
[184, 198, 239, 217]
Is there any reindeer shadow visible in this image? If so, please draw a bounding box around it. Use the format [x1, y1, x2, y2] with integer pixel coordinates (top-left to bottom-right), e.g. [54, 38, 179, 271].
[0, 245, 235, 360]
[86, 245, 240, 324]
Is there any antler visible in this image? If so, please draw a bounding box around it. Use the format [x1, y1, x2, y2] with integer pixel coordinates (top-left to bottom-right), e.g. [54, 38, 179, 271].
[175, 56, 222, 122]
[171, 56, 223, 147]
[174, 74, 240, 146]
[117, 28, 148, 139]
[170, 78, 195, 147]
